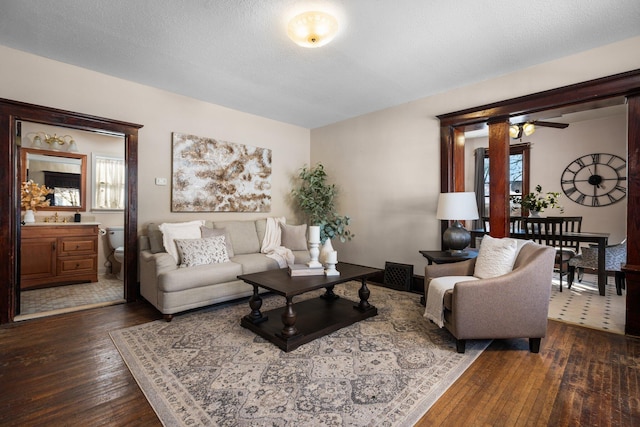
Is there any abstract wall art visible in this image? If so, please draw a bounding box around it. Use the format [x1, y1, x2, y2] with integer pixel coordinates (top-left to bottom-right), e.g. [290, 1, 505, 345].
[171, 133, 271, 212]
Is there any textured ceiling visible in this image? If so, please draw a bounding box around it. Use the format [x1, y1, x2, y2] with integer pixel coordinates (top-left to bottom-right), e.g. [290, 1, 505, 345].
[1, 0, 639, 129]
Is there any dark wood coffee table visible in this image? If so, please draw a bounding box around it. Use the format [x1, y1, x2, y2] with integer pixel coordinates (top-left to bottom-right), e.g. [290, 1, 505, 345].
[238, 262, 381, 352]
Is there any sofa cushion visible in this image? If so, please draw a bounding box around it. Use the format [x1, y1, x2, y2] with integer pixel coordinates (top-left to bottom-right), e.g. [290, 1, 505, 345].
[474, 235, 518, 279]
[213, 220, 260, 255]
[255, 219, 267, 248]
[147, 223, 165, 254]
[158, 261, 243, 292]
[175, 236, 229, 268]
[201, 226, 235, 257]
[159, 220, 205, 263]
[231, 253, 281, 274]
[280, 223, 308, 251]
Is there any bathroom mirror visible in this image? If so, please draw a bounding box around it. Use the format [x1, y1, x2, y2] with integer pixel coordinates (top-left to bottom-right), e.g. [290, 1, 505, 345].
[20, 147, 87, 211]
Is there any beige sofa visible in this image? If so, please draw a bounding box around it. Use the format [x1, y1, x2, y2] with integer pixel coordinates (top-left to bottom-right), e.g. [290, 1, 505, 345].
[139, 219, 310, 321]
[424, 241, 555, 353]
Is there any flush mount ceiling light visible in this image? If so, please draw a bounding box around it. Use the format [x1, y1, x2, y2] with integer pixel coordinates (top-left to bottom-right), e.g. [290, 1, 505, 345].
[287, 11, 338, 48]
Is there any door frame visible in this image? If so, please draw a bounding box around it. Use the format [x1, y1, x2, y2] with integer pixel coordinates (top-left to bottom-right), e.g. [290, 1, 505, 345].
[0, 98, 143, 323]
[437, 69, 640, 335]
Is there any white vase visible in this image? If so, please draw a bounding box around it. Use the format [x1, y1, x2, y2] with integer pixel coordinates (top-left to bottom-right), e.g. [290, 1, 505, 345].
[529, 210, 541, 218]
[23, 209, 35, 223]
[319, 238, 335, 264]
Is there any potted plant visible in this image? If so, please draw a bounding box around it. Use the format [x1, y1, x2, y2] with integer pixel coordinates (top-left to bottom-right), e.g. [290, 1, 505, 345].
[291, 163, 354, 243]
[510, 184, 564, 216]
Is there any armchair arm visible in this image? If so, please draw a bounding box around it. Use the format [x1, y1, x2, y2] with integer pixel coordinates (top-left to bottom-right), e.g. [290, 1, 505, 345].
[424, 259, 477, 294]
[449, 244, 555, 340]
[425, 258, 476, 279]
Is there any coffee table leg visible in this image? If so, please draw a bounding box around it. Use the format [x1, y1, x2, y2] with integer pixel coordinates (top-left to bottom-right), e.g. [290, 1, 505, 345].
[280, 296, 299, 338]
[355, 279, 373, 311]
[321, 285, 339, 300]
[244, 285, 268, 324]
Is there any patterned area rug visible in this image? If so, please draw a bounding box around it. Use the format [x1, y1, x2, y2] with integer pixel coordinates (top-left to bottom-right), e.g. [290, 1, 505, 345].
[548, 273, 626, 334]
[111, 282, 490, 426]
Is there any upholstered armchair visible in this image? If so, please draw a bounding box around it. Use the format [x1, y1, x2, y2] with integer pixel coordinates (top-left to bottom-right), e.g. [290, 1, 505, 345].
[568, 240, 627, 295]
[424, 241, 555, 353]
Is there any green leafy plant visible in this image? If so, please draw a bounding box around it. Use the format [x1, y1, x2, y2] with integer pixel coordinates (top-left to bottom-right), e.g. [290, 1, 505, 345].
[510, 184, 564, 213]
[291, 163, 354, 243]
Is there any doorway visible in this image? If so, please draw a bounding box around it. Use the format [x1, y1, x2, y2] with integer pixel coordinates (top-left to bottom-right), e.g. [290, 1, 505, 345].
[0, 98, 143, 324]
[15, 122, 126, 320]
[437, 69, 640, 336]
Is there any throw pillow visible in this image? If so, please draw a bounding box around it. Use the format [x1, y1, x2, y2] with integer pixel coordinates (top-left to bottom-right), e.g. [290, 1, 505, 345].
[474, 235, 519, 279]
[212, 221, 260, 255]
[174, 236, 229, 268]
[201, 226, 235, 257]
[280, 223, 308, 251]
[158, 220, 205, 264]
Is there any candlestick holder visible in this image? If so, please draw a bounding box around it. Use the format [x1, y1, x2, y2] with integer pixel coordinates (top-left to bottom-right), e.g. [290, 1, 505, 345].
[307, 241, 322, 268]
[325, 261, 339, 276]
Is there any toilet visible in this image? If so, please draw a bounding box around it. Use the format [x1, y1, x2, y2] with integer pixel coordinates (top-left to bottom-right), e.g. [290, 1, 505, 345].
[106, 226, 125, 280]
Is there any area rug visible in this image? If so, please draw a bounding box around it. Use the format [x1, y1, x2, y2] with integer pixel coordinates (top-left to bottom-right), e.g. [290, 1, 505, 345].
[111, 282, 490, 426]
[548, 273, 626, 334]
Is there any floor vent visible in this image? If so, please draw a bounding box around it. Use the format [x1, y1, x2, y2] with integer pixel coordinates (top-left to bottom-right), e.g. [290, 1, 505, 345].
[383, 262, 413, 291]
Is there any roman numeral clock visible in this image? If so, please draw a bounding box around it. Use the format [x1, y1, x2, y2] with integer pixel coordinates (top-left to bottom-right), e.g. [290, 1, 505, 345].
[560, 153, 627, 207]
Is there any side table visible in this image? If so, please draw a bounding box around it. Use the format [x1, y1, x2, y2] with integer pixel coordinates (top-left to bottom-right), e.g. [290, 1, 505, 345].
[419, 250, 478, 265]
[418, 250, 479, 305]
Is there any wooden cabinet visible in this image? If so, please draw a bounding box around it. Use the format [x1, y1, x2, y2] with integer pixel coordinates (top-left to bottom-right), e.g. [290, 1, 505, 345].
[20, 224, 99, 290]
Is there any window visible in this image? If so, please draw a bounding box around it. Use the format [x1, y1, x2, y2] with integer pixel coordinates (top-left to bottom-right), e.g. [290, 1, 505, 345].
[482, 143, 530, 216]
[92, 154, 125, 210]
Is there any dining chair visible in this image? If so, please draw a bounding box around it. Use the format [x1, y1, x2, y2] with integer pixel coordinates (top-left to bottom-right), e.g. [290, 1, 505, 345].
[552, 216, 583, 254]
[568, 240, 627, 295]
[523, 217, 575, 291]
[482, 216, 522, 233]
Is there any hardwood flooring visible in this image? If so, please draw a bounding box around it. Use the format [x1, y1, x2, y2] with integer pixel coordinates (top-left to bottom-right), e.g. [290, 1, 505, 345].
[1, 301, 639, 426]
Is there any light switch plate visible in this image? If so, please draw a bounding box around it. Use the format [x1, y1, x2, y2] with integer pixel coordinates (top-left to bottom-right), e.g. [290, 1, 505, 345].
[155, 177, 168, 186]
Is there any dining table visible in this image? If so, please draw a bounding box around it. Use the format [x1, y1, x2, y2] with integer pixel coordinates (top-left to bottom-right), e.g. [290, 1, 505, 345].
[470, 229, 610, 295]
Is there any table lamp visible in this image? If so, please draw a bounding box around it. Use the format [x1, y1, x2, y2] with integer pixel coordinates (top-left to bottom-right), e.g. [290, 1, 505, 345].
[436, 192, 480, 255]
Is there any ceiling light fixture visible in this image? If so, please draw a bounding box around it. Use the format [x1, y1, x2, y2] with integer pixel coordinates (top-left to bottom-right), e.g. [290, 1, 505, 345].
[509, 122, 536, 139]
[287, 11, 338, 48]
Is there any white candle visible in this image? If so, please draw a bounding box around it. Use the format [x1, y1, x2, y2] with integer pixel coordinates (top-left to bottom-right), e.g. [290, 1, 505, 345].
[309, 225, 320, 243]
[327, 250, 338, 264]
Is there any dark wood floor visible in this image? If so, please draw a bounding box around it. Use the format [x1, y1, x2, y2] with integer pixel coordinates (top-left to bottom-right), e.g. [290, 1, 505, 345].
[1, 300, 639, 426]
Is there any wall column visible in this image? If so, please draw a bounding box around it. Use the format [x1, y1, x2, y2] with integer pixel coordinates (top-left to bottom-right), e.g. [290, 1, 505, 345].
[487, 118, 510, 237]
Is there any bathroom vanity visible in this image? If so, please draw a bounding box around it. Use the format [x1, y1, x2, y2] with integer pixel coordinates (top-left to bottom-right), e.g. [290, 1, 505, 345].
[20, 223, 99, 290]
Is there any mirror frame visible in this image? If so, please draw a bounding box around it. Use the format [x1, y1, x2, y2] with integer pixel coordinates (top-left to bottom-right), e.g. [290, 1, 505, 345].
[20, 147, 87, 212]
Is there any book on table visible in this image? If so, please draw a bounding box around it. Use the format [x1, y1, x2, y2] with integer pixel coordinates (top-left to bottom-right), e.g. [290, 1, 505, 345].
[288, 264, 325, 276]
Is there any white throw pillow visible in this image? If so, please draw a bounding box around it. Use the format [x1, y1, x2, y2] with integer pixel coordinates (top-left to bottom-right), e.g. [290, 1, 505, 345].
[174, 236, 229, 267]
[158, 220, 205, 264]
[474, 235, 519, 279]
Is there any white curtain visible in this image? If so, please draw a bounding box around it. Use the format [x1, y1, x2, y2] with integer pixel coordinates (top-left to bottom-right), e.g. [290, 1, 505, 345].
[95, 157, 125, 210]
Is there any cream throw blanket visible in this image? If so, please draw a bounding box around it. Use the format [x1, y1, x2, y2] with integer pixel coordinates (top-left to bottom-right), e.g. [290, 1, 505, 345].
[261, 217, 295, 268]
[424, 276, 479, 327]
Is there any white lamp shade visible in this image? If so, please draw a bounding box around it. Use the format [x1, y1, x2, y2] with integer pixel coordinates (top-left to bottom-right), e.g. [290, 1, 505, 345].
[436, 192, 479, 220]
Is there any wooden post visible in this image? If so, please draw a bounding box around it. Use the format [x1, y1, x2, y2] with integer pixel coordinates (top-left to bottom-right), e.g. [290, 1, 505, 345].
[487, 118, 510, 238]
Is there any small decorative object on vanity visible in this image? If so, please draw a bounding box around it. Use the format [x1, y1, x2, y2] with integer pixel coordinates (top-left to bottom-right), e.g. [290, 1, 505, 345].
[20, 180, 53, 223]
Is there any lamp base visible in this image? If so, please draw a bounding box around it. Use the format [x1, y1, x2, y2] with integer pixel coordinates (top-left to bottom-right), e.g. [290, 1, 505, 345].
[442, 220, 471, 254]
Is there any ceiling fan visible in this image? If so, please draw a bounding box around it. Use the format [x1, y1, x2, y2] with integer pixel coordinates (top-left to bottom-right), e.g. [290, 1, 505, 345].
[509, 120, 569, 139]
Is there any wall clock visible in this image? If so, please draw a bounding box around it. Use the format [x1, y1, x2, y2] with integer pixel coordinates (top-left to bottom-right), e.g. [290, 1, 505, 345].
[560, 153, 627, 207]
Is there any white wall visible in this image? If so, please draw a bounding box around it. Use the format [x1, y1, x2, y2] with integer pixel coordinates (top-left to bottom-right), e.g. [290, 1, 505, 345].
[311, 36, 640, 272]
[0, 45, 311, 231]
